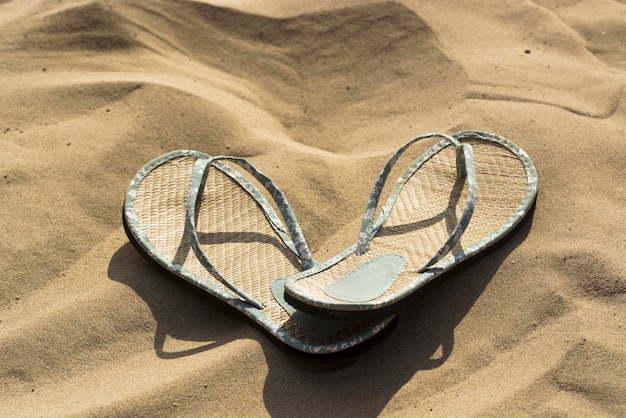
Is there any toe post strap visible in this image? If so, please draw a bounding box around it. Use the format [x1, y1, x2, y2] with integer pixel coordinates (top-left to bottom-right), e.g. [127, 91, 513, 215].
[185, 156, 315, 309]
[417, 143, 476, 272]
[356, 134, 477, 273]
[186, 158, 265, 309]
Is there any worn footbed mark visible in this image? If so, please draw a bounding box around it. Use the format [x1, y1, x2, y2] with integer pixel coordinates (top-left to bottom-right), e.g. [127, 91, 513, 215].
[323, 254, 406, 302]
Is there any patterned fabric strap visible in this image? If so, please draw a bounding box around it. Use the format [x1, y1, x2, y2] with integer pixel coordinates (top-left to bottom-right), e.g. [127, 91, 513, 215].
[355, 133, 478, 273]
[185, 156, 314, 309]
[417, 143, 476, 272]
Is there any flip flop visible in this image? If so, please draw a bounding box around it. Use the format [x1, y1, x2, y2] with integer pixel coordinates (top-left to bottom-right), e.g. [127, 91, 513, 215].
[123, 150, 395, 355]
[284, 131, 538, 320]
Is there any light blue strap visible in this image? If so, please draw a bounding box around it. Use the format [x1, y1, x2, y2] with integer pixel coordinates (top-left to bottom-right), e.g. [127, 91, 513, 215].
[185, 156, 314, 309]
[355, 134, 478, 272]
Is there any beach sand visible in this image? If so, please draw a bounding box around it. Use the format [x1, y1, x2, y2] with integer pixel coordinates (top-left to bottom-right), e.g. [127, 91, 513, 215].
[1, 0, 625, 416]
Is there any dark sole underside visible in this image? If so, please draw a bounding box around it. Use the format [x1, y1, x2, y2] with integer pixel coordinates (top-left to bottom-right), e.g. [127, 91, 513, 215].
[121, 209, 399, 361]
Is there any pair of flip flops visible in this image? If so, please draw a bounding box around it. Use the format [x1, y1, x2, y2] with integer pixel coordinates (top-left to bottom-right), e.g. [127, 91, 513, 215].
[123, 131, 537, 355]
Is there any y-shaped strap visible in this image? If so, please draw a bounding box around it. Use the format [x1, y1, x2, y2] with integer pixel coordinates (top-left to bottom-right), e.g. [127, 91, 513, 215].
[186, 156, 314, 309]
[355, 133, 477, 273]
[417, 143, 476, 272]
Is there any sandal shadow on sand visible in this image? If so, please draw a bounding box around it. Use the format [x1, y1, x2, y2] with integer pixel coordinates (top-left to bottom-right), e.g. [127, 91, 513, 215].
[123, 151, 395, 355]
[284, 131, 538, 320]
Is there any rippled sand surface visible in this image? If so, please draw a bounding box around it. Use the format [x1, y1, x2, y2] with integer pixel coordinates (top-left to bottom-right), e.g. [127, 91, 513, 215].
[1, 1, 625, 416]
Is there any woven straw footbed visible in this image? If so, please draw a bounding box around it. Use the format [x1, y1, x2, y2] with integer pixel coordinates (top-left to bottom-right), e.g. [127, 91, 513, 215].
[132, 156, 371, 345]
[290, 138, 530, 304]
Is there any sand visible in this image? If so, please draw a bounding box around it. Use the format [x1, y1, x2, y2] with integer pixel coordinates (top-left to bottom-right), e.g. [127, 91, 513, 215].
[1, 0, 625, 416]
